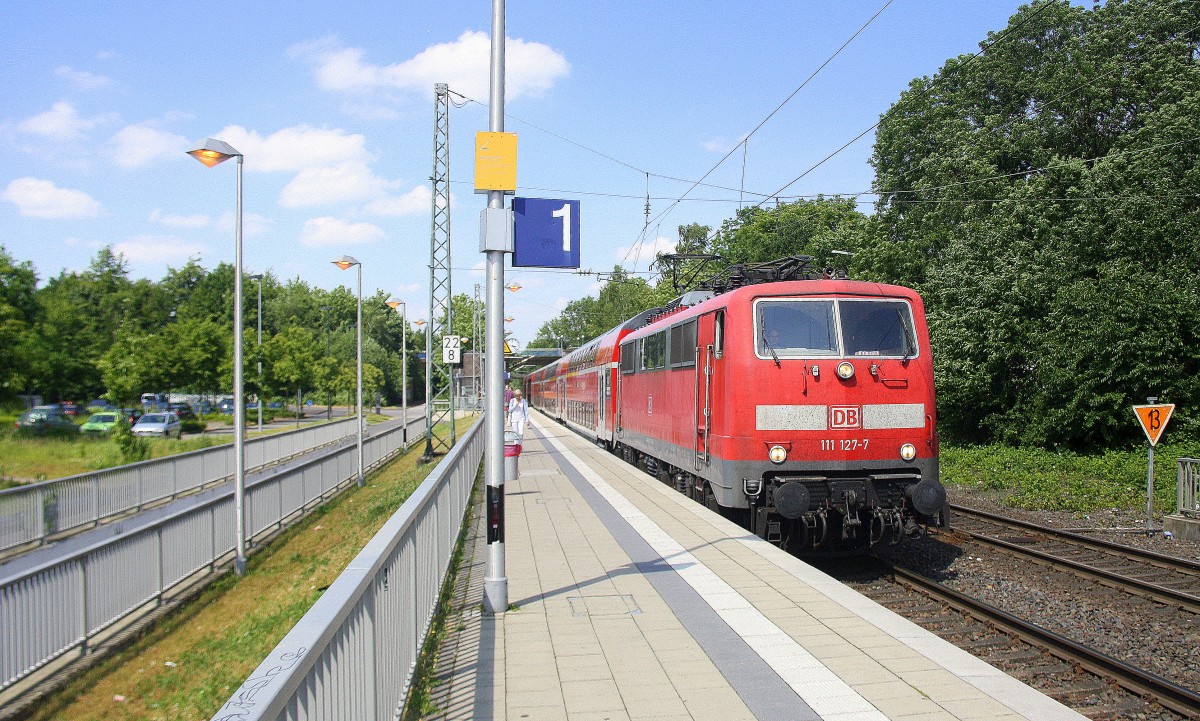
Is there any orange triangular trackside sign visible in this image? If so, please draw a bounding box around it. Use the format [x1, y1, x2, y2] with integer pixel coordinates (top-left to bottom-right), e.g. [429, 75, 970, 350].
[1133, 404, 1175, 446]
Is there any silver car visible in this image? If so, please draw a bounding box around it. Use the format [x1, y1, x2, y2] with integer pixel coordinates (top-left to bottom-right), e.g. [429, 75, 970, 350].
[132, 412, 183, 439]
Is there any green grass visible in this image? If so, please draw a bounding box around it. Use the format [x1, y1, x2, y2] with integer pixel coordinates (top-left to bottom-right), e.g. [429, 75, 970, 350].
[0, 432, 227, 482]
[942, 439, 1200, 514]
[0, 412, 378, 484]
[27, 418, 475, 721]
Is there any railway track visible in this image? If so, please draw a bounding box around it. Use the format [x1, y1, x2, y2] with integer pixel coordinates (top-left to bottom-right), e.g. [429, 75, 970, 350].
[838, 504, 1200, 719]
[881, 563, 1200, 719]
[947, 504, 1200, 614]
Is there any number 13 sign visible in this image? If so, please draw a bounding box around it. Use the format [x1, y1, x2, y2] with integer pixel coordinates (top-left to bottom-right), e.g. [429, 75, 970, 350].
[512, 197, 580, 268]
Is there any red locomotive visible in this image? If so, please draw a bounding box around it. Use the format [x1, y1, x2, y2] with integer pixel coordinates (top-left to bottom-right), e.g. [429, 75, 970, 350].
[527, 256, 947, 555]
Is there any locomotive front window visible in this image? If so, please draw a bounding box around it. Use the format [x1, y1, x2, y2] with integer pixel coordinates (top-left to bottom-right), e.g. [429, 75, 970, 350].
[755, 298, 918, 359]
[757, 300, 838, 357]
[840, 300, 917, 357]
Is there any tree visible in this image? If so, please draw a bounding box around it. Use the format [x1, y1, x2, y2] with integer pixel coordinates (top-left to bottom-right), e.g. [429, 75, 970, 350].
[0, 246, 39, 401]
[709, 198, 873, 273]
[263, 326, 322, 405]
[868, 0, 1200, 447]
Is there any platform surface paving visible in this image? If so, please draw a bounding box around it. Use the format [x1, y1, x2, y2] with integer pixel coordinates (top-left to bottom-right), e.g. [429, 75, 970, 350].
[422, 414, 1088, 721]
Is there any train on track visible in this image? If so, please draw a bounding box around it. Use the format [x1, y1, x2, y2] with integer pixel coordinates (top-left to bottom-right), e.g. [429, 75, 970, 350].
[527, 256, 948, 556]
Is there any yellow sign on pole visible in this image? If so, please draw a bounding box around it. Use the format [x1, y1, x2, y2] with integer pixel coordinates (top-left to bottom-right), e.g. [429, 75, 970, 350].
[475, 132, 517, 193]
[503, 340, 513, 355]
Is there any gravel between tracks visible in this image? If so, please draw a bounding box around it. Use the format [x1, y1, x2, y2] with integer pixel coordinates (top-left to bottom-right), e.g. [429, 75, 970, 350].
[870, 488, 1200, 716]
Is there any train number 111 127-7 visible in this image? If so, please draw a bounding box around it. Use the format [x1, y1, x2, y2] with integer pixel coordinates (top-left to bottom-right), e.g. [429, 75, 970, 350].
[821, 439, 869, 451]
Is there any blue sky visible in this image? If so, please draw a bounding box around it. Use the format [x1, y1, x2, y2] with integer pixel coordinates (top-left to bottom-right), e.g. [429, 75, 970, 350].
[1, 1, 1052, 346]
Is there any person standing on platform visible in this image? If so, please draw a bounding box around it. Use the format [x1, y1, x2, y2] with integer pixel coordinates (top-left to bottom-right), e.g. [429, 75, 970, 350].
[508, 388, 528, 440]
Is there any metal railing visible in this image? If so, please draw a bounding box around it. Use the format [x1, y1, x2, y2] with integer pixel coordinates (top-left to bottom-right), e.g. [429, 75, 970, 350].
[209, 416, 484, 721]
[0, 418, 424, 702]
[1179, 458, 1200, 518]
[0, 418, 357, 555]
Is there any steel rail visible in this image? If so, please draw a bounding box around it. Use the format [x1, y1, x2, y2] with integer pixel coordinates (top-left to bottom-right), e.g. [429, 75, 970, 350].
[949, 504, 1200, 613]
[951, 503, 1200, 573]
[891, 564, 1200, 719]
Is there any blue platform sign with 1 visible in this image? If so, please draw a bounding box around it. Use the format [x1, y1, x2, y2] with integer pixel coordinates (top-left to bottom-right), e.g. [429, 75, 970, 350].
[512, 197, 580, 268]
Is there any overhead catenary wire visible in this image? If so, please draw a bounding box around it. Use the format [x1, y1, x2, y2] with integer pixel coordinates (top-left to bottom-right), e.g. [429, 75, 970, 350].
[632, 0, 897, 263]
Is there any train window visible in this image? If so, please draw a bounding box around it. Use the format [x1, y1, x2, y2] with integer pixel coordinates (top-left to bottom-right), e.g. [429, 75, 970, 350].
[756, 300, 838, 357]
[641, 332, 666, 370]
[840, 300, 918, 357]
[620, 341, 638, 374]
[668, 319, 697, 368]
[714, 310, 725, 359]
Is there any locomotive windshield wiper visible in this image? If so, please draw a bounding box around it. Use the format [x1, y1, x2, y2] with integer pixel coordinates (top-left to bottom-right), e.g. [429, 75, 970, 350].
[897, 308, 916, 362]
[761, 330, 781, 367]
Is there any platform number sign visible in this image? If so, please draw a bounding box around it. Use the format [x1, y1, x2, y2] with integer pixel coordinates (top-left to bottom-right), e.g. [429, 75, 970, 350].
[442, 335, 462, 365]
[512, 197, 580, 268]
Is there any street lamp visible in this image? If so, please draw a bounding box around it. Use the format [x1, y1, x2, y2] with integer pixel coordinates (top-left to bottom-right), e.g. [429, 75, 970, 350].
[505, 282, 522, 292]
[386, 297, 408, 446]
[333, 255, 364, 486]
[249, 273, 264, 433]
[187, 137, 248, 576]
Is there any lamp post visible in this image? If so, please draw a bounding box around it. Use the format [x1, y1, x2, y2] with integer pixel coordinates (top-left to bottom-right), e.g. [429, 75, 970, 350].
[249, 273, 264, 433]
[333, 255, 364, 486]
[187, 137, 248, 576]
[386, 297, 408, 446]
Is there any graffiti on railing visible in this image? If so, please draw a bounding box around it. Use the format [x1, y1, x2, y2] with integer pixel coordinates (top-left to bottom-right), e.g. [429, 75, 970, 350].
[213, 646, 307, 720]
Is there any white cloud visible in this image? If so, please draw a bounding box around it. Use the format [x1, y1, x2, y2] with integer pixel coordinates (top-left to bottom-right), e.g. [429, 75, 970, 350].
[112, 124, 190, 168]
[1, 177, 101, 218]
[299, 216, 385, 247]
[214, 211, 274, 237]
[150, 209, 209, 229]
[293, 31, 569, 102]
[362, 185, 430, 216]
[113, 236, 206, 265]
[54, 66, 112, 90]
[17, 102, 115, 141]
[207, 124, 372, 172]
[614, 235, 676, 264]
[280, 162, 396, 208]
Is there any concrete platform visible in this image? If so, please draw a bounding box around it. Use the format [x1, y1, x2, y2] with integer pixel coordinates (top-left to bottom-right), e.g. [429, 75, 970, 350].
[1164, 513, 1200, 541]
[422, 413, 1088, 721]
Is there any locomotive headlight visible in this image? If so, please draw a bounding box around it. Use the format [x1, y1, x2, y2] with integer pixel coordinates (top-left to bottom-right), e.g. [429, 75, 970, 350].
[768, 445, 788, 464]
[836, 361, 855, 380]
[900, 443, 917, 461]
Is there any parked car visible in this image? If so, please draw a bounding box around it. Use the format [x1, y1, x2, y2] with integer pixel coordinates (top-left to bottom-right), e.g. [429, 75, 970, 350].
[195, 400, 213, 414]
[167, 402, 195, 420]
[217, 398, 235, 414]
[15, 408, 76, 434]
[60, 402, 82, 417]
[121, 407, 143, 423]
[140, 392, 168, 410]
[267, 400, 284, 409]
[86, 398, 116, 412]
[79, 412, 125, 436]
[132, 412, 182, 439]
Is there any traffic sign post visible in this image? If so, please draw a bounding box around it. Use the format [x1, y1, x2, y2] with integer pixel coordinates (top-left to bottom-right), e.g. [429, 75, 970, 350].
[1134, 399, 1175, 532]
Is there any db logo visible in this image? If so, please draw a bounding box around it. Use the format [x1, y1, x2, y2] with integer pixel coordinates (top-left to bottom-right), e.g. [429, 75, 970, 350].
[830, 406, 861, 429]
